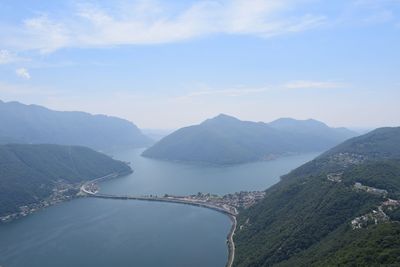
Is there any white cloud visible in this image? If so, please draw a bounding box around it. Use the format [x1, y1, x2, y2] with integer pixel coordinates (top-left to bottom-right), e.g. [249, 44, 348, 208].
[285, 80, 345, 89]
[0, 49, 19, 64]
[16, 68, 31, 80]
[22, 16, 71, 54]
[0, 0, 326, 53]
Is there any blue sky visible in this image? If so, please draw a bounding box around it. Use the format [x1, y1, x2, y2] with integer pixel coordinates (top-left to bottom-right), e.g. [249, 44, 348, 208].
[0, 0, 399, 129]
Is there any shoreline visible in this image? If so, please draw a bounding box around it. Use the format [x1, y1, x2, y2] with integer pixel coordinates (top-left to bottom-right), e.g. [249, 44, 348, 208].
[0, 171, 131, 224]
[3, 171, 241, 266]
[226, 214, 237, 267]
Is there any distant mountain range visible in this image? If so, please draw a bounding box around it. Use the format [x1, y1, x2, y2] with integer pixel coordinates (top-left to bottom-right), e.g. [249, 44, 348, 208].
[0, 144, 132, 219]
[142, 114, 358, 164]
[234, 127, 400, 266]
[141, 128, 176, 141]
[0, 100, 152, 152]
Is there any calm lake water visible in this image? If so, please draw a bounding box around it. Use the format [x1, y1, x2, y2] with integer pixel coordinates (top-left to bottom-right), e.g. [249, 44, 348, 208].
[0, 149, 319, 267]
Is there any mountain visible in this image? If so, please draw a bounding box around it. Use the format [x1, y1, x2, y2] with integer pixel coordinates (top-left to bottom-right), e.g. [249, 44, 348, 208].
[269, 118, 356, 142]
[142, 114, 358, 165]
[233, 127, 400, 266]
[0, 100, 152, 151]
[0, 144, 132, 219]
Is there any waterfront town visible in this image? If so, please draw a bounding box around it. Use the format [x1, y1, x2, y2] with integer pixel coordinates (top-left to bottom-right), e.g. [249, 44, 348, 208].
[163, 191, 266, 214]
[0, 181, 80, 223]
[1, 175, 266, 223]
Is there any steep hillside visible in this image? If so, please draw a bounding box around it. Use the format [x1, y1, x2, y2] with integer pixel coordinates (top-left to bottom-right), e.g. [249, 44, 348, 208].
[0, 144, 132, 219]
[0, 100, 152, 151]
[233, 127, 400, 266]
[142, 114, 357, 165]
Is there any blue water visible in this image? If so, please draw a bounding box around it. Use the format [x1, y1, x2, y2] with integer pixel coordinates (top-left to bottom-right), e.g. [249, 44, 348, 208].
[102, 149, 320, 196]
[0, 149, 319, 267]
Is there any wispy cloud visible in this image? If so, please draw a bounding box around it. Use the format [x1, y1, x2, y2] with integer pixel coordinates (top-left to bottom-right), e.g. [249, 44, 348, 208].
[0, 49, 21, 64]
[284, 80, 346, 89]
[176, 80, 347, 100]
[0, 0, 326, 53]
[177, 85, 272, 100]
[15, 68, 31, 80]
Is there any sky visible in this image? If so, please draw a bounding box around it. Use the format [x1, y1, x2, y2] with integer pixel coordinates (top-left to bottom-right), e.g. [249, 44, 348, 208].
[0, 0, 399, 129]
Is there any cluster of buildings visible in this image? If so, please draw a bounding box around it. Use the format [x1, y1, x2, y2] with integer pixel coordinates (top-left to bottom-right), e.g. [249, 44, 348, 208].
[327, 172, 343, 183]
[329, 152, 368, 168]
[350, 188, 400, 230]
[221, 191, 266, 209]
[351, 206, 389, 229]
[0, 182, 79, 223]
[177, 191, 266, 211]
[382, 198, 400, 208]
[82, 182, 99, 194]
[354, 182, 388, 197]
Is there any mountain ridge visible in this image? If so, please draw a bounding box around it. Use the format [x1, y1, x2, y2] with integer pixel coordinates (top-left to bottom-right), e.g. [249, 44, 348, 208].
[0, 100, 153, 151]
[142, 114, 358, 165]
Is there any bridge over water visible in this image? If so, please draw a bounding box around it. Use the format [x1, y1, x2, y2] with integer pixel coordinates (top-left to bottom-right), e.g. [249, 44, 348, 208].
[91, 193, 237, 216]
[80, 174, 237, 267]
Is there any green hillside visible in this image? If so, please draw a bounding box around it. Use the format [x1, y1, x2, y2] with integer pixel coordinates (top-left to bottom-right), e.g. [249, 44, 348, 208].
[233, 127, 400, 266]
[0, 144, 131, 218]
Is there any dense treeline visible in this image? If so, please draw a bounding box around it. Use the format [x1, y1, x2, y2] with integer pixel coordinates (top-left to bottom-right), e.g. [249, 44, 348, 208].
[0, 144, 131, 217]
[285, 223, 400, 266]
[234, 127, 400, 266]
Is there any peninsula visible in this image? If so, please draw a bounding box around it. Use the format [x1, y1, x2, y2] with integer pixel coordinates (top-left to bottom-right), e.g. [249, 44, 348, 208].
[0, 144, 132, 223]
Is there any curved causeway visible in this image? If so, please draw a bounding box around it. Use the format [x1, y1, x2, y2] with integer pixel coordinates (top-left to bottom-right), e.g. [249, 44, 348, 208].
[80, 179, 238, 267]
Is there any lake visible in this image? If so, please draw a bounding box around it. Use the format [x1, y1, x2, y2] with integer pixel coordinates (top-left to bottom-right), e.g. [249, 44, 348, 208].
[0, 149, 319, 267]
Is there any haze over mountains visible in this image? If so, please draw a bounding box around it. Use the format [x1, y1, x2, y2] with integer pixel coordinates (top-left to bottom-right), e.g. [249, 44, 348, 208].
[143, 114, 358, 165]
[0, 96, 398, 266]
[0, 100, 152, 152]
[234, 127, 400, 266]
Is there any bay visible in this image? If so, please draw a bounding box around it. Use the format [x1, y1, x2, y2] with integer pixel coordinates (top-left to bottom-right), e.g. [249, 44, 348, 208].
[0, 149, 319, 267]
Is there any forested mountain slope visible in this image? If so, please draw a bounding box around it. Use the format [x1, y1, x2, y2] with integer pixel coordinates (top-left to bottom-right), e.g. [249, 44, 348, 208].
[0, 144, 131, 219]
[234, 127, 400, 266]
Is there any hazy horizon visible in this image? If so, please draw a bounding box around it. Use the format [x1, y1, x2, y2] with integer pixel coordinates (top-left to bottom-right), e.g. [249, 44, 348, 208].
[0, 99, 380, 132]
[1, 0, 399, 129]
